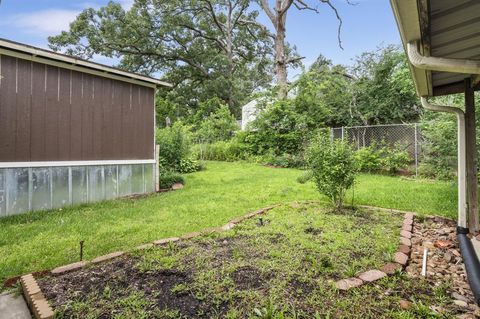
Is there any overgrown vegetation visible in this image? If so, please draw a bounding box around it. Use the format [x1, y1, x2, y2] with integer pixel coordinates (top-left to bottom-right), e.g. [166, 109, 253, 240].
[39, 203, 463, 318]
[0, 162, 457, 285]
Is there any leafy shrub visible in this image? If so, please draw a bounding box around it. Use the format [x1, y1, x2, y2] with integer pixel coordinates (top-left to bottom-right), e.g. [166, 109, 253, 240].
[159, 171, 185, 189]
[354, 145, 382, 172]
[156, 123, 191, 171]
[306, 132, 357, 209]
[250, 100, 310, 156]
[178, 157, 203, 174]
[354, 144, 411, 175]
[263, 152, 305, 168]
[156, 123, 202, 174]
[296, 170, 313, 184]
[381, 148, 411, 174]
[194, 104, 239, 143]
[193, 138, 252, 162]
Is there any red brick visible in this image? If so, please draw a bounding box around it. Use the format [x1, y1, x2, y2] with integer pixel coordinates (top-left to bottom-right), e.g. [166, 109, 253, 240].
[394, 252, 408, 266]
[220, 223, 235, 231]
[404, 212, 414, 220]
[403, 218, 413, 226]
[51, 261, 88, 275]
[335, 278, 363, 290]
[381, 262, 403, 275]
[181, 232, 201, 240]
[400, 237, 412, 247]
[153, 237, 180, 245]
[402, 224, 412, 232]
[136, 243, 154, 250]
[400, 230, 412, 239]
[91, 251, 124, 264]
[358, 270, 387, 282]
[171, 183, 184, 190]
[398, 244, 411, 255]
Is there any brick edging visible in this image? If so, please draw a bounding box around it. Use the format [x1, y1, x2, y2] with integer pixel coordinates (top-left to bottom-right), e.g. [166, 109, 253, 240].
[20, 274, 54, 319]
[335, 212, 415, 291]
[19, 205, 278, 316]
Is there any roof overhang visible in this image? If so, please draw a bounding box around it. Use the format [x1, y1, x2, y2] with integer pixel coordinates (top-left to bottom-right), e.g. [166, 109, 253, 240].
[390, 0, 480, 97]
[0, 38, 172, 89]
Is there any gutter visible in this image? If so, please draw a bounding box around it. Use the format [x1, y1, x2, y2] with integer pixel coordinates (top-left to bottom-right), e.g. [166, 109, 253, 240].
[408, 40, 480, 305]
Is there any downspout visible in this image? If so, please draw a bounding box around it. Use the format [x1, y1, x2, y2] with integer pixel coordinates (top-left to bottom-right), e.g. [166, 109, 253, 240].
[420, 98, 467, 229]
[408, 40, 480, 304]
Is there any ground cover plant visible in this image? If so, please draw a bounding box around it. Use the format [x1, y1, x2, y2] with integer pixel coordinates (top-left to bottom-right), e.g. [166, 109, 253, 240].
[0, 162, 456, 286]
[39, 203, 463, 318]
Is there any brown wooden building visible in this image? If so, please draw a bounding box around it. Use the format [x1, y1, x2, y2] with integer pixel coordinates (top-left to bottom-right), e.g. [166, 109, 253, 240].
[0, 38, 171, 216]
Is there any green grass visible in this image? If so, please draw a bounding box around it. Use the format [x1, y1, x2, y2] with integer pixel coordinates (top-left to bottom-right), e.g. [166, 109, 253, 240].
[0, 161, 456, 284]
[40, 204, 457, 318]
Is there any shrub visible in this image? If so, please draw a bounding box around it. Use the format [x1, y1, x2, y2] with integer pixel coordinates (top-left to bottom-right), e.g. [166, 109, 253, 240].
[306, 132, 357, 209]
[354, 145, 382, 172]
[159, 171, 185, 189]
[194, 104, 239, 143]
[381, 148, 411, 174]
[178, 157, 202, 174]
[156, 122, 191, 171]
[263, 152, 306, 168]
[296, 170, 313, 184]
[354, 144, 411, 175]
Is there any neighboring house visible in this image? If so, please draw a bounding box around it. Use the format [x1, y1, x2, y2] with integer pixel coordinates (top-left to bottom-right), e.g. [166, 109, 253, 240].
[0, 38, 171, 217]
[241, 99, 259, 131]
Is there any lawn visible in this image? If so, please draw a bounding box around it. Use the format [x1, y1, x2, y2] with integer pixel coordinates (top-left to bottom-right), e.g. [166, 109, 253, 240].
[39, 203, 459, 318]
[1, 161, 456, 285]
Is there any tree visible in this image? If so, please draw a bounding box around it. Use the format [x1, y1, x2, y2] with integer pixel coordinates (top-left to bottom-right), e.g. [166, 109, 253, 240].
[49, 0, 273, 119]
[257, 0, 348, 99]
[349, 45, 420, 125]
[293, 55, 353, 128]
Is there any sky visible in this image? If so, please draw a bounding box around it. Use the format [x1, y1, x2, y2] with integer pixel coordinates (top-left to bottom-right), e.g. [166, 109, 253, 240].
[0, 0, 401, 70]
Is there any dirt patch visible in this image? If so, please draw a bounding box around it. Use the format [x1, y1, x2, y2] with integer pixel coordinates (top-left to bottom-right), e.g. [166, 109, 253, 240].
[231, 266, 265, 290]
[305, 227, 323, 235]
[39, 257, 203, 318]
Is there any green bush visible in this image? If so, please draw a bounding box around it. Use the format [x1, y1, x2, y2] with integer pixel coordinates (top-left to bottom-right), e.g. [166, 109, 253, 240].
[156, 123, 202, 174]
[354, 146, 382, 172]
[178, 157, 203, 174]
[354, 144, 411, 175]
[381, 148, 411, 174]
[263, 152, 305, 168]
[159, 171, 185, 189]
[296, 170, 313, 184]
[306, 132, 357, 209]
[194, 104, 239, 143]
[156, 123, 191, 171]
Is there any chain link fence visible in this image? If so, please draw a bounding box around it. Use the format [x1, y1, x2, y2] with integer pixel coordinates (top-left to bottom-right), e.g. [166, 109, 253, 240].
[331, 123, 423, 176]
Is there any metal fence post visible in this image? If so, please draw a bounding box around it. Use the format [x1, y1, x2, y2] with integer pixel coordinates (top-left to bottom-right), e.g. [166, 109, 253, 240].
[414, 123, 419, 177]
[341, 126, 344, 141]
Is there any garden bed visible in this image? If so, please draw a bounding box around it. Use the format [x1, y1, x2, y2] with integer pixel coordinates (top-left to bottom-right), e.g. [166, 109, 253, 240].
[33, 203, 472, 318]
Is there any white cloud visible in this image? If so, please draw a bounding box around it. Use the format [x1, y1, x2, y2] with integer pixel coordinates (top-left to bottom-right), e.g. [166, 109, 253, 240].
[1, 9, 79, 35]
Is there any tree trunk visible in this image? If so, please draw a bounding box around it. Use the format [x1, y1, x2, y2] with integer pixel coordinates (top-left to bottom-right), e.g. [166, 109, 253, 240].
[275, 1, 288, 100]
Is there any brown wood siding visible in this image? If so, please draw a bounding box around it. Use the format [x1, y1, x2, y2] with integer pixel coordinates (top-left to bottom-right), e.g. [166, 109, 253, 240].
[0, 56, 155, 162]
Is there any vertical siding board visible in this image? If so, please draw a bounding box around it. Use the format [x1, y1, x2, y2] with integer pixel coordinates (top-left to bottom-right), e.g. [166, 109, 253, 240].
[81, 74, 94, 160]
[57, 68, 71, 160]
[101, 78, 114, 159]
[92, 76, 103, 158]
[70, 71, 83, 160]
[131, 84, 140, 159]
[30, 62, 47, 161]
[111, 81, 122, 159]
[144, 87, 155, 159]
[120, 81, 131, 158]
[45, 65, 60, 160]
[15, 59, 32, 161]
[0, 56, 17, 161]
